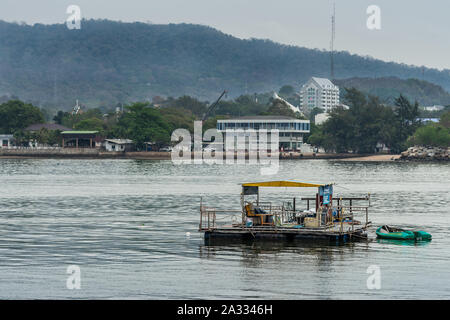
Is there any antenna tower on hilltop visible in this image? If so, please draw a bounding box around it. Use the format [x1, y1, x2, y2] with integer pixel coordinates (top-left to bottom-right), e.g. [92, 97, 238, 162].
[330, 3, 336, 80]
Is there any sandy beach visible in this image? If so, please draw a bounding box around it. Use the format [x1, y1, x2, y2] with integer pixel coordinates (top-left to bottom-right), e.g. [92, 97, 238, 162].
[338, 154, 401, 162]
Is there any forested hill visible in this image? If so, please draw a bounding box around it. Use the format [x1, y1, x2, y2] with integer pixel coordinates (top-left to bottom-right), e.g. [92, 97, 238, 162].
[1, 19, 450, 109]
[335, 77, 450, 106]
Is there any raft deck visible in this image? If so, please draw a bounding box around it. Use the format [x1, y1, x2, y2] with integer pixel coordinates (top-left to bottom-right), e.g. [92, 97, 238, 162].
[199, 205, 370, 242]
[202, 223, 370, 242]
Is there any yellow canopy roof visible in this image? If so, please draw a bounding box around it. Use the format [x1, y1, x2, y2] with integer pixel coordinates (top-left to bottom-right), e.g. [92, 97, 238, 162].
[242, 181, 325, 188]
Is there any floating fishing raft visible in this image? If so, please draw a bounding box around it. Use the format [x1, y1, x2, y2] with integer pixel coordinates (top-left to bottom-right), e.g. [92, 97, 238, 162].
[199, 181, 371, 242]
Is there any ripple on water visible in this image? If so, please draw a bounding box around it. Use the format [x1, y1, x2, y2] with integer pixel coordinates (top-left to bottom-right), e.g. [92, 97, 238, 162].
[0, 159, 449, 299]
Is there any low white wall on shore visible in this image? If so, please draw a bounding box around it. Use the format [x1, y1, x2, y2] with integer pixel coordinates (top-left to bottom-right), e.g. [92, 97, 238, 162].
[0, 147, 100, 156]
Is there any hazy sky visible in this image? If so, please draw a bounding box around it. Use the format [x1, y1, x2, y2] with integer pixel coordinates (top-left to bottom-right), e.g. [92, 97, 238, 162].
[1, 0, 449, 70]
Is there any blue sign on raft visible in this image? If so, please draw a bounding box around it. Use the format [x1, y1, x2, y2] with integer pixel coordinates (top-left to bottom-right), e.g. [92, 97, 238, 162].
[319, 184, 333, 205]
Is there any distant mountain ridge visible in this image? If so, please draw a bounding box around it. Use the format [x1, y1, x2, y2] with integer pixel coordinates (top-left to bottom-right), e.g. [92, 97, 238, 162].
[0, 19, 450, 109]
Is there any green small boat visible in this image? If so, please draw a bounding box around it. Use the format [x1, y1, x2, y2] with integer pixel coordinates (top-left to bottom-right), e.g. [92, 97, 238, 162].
[376, 225, 432, 241]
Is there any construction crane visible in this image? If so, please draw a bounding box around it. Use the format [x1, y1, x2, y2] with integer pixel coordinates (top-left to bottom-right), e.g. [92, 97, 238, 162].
[202, 90, 227, 121]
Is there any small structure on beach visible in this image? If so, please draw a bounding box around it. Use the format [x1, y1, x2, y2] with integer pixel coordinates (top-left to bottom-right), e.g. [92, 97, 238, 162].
[0, 134, 14, 148]
[144, 142, 159, 151]
[61, 131, 100, 148]
[104, 139, 134, 152]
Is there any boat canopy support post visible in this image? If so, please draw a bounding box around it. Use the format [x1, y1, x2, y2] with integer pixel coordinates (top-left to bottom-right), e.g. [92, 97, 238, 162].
[240, 192, 244, 228]
[199, 197, 203, 230]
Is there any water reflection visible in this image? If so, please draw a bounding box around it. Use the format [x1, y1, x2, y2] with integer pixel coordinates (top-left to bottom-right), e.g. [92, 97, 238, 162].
[376, 239, 432, 247]
[199, 239, 364, 265]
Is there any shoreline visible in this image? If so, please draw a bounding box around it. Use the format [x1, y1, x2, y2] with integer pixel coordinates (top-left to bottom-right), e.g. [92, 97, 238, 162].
[0, 150, 402, 161]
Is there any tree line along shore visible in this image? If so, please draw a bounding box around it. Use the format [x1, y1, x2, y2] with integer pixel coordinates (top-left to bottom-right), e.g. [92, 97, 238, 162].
[0, 87, 449, 159]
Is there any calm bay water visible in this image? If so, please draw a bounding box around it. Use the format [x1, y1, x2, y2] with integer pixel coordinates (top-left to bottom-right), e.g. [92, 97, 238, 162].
[0, 158, 449, 299]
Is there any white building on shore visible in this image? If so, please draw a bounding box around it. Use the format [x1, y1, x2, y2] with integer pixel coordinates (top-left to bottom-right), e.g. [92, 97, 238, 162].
[0, 134, 14, 148]
[300, 77, 340, 112]
[217, 116, 310, 151]
[104, 139, 134, 152]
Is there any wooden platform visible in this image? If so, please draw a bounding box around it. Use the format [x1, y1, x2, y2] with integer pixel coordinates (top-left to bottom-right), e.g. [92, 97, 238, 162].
[201, 223, 369, 242]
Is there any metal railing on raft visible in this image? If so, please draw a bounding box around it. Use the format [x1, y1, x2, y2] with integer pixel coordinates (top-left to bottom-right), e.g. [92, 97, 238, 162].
[199, 206, 215, 230]
[332, 205, 370, 234]
[199, 199, 370, 232]
[199, 206, 242, 230]
[249, 202, 298, 227]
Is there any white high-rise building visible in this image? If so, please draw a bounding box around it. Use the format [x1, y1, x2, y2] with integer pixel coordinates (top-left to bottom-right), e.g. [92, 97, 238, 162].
[300, 77, 340, 112]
